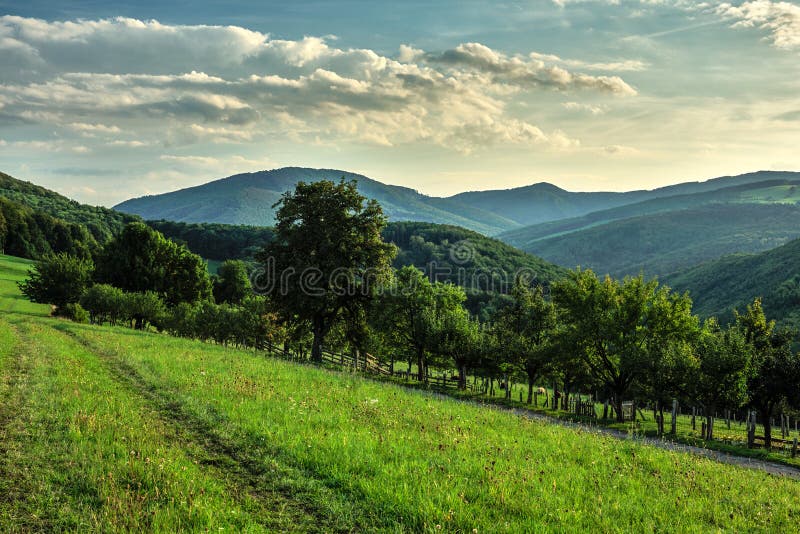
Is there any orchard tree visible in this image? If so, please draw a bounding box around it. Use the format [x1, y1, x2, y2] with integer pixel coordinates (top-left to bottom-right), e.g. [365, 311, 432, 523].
[691, 319, 751, 440]
[213, 259, 251, 304]
[552, 270, 696, 422]
[95, 222, 211, 305]
[258, 179, 395, 362]
[427, 284, 477, 389]
[18, 253, 93, 315]
[737, 298, 800, 448]
[493, 279, 557, 404]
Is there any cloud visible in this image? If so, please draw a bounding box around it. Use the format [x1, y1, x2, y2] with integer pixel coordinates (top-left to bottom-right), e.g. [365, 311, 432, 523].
[716, 1, 800, 50]
[562, 101, 609, 115]
[0, 16, 638, 155]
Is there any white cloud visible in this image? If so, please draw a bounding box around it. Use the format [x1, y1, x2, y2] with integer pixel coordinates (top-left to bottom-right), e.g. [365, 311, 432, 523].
[0, 16, 639, 155]
[716, 1, 800, 50]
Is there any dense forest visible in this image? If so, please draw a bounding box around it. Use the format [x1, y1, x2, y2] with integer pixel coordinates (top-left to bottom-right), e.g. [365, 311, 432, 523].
[0, 172, 139, 243]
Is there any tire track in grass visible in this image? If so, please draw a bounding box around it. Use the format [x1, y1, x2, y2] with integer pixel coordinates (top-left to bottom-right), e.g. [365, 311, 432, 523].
[55, 323, 363, 533]
[0, 319, 36, 516]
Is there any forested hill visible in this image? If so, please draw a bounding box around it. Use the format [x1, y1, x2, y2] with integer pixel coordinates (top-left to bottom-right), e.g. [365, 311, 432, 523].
[115, 167, 518, 235]
[0, 171, 139, 243]
[665, 238, 800, 333]
[503, 203, 800, 279]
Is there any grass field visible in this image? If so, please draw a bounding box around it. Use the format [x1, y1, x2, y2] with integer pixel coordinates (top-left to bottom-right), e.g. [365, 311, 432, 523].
[2, 255, 800, 531]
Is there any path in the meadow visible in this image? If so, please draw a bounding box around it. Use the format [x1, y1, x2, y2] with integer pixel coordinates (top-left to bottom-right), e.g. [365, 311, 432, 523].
[418, 388, 800, 479]
[441, 393, 800, 480]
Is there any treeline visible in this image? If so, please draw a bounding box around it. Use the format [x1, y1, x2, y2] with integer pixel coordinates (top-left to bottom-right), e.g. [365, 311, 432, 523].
[19, 179, 800, 449]
[1, 171, 139, 244]
[0, 197, 96, 259]
[147, 220, 275, 261]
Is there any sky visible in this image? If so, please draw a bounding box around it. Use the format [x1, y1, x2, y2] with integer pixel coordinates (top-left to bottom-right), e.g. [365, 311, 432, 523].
[0, 1, 799, 206]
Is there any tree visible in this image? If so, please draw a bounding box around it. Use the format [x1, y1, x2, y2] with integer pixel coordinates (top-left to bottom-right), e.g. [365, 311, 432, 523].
[552, 270, 696, 422]
[493, 280, 557, 404]
[258, 180, 395, 362]
[80, 283, 126, 325]
[124, 291, 167, 330]
[18, 253, 93, 315]
[737, 298, 800, 448]
[374, 266, 437, 381]
[427, 284, 477, 389]
[95, 222, 211, 306]
[213, 259, 251, 304]
[691, 319, 750, 440]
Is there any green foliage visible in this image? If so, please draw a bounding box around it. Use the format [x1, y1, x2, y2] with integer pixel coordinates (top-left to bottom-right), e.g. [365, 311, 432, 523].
[94, 222, 212, 306]
[736, 299, 800, 446]
[493, 279, 557, 400]
[18, 252, 93, 313]
[124, 290, 167, 330]
[61, 302, 89, 323]
[146, 220, 274, 261]
[690, 319, 751, 438]
[260, 179, 396, 361]
[552, 270, 697, 421]
[213, 259, 251, 304]
[80, 284, 126, 325]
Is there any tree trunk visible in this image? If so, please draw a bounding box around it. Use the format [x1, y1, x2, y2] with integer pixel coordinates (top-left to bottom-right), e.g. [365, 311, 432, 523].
[762, 409, 773, 449]
[458, 364, 467, 390]
[416, 347, 425, 382]
[527, 377, 534, 404]
[311, 317, 324, 362]
[706, 415, 714, 440]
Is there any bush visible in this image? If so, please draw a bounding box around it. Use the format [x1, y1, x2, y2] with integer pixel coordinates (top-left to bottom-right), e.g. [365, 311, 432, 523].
[60, 302, 89, 324]
[80, 284, 126, 325]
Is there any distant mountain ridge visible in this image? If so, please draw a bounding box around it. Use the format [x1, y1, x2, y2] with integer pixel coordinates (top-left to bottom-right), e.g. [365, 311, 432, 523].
[115, 167, 519, 236]
[114, 167, 800, 234]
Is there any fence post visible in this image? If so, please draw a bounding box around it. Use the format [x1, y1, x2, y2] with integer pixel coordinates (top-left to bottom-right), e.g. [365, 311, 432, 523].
[747, 411, 756, 448]
[691, 407, 696, 431]
[793, 437, 798, 458]
[701, 421, 706, 440]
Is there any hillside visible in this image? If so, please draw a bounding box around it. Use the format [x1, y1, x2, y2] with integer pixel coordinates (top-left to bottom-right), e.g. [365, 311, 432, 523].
[115, 167, 518, 235]
[0, 171, 139, 243]
[1, 264, 799, 531]
[665, 238, 800, 332]
[505, 203, 800, 279]
[499, 177, 800, 247]
[452, 170, 798, 227]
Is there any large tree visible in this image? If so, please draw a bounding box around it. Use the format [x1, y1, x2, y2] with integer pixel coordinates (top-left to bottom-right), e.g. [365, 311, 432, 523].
[94, 222, 211, 306]
[259, 179, 395, 362]
[552, 269, 696, 422]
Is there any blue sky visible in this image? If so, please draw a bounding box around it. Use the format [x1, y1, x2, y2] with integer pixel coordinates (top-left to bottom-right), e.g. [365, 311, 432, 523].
[0, 1, 798, 205]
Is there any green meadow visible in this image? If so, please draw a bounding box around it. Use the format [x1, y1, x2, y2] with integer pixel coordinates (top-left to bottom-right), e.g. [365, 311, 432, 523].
[2, 255, 800, 532]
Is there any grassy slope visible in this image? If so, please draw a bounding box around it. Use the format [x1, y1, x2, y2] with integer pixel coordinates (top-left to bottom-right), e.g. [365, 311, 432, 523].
[1, 256, 800, 531]
[505, 203, 800, 278]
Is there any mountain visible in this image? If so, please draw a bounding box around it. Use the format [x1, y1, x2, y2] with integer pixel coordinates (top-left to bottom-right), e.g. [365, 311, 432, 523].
[451, 170, 798, 227]
[665, 238, 800, 334]
[501, 203, 800, 279]
[115, 167, 519, 235]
